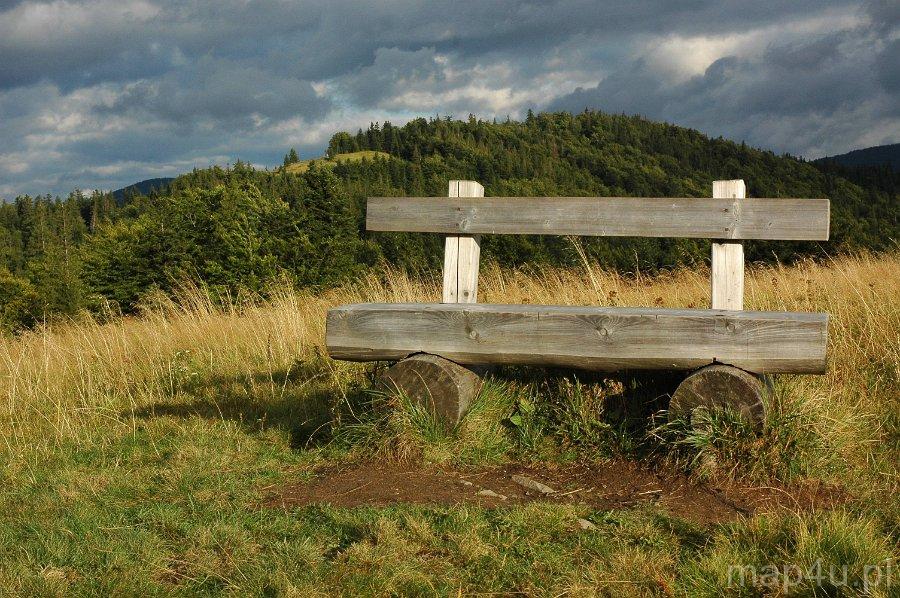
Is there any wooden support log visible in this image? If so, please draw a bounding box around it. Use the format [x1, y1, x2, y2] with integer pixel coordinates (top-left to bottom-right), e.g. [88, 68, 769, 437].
[711, 180, 746, 310]
[442, 180, 483, 303]
[379, 353, 483, 427]
[669, 364, 768, 428]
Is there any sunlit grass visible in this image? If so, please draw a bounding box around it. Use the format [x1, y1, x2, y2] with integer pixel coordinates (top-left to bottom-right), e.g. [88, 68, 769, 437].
[0, 251, 897, 594]
[4, 252, 895, 473]
[282, 150, 394, 174]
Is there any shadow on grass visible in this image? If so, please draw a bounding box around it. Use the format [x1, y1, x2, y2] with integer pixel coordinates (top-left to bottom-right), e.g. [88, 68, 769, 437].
[488, 365, 687, 458]
[128, 361, 374, 450]
[500, 364, 683, 418]
[128, 355, 687, 457]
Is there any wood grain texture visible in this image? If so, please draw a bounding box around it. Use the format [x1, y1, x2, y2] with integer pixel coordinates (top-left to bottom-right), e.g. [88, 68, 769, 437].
[711, 180, 745, 310]
[442, 181, 483, 303]
[670, 364, 766, 427]
[367, 196, 830, 240]
[326, 303, 829, 374]
[380, 353, 482, 426]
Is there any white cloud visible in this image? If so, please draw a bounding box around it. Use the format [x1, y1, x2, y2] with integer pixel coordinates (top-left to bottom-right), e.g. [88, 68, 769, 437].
[0, 154, 30, 174]
[641, 6, 865, 82]
[0, 0, 160, 44]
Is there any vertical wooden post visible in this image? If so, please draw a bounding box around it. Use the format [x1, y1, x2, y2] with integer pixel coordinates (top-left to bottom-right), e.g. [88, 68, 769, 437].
[711, 179, 745, 310]
[442, 180, 483, 303]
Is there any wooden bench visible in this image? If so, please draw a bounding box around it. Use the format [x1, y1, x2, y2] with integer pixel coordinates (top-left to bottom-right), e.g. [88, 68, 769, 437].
[327, 180, 830, 427]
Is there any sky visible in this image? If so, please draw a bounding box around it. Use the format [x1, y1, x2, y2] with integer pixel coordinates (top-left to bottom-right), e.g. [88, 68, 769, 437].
[0, 0, 897, 198]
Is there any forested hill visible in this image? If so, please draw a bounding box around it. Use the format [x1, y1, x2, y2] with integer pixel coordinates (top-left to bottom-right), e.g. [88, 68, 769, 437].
[111, 177, 175, 203]
[1, 111, 897, 331]
[816, 143, 900, 172]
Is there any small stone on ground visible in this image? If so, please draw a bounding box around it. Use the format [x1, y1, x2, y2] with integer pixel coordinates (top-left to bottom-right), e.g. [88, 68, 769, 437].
[512, 474, 556, 494]
[576, 518, 596, 530]
[477, 489, 507, 500]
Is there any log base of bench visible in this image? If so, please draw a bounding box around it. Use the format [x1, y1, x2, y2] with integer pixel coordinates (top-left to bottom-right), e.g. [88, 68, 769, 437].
[669, 364, 768, 428]
[378, 354, 483, 428]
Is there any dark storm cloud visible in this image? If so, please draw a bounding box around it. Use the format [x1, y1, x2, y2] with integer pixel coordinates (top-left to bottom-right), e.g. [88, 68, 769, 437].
[551, 8, 898, 156]
[0, 0, 896, 197]
[97, 58, 331, 128]
[338, 47, 450, 109]
[0, 0, 856, 91]
[866, 0, 900, 31]
[874, 38, 900, 95]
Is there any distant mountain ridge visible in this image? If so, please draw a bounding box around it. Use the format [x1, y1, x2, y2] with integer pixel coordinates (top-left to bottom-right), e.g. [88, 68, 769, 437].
[111, 177, 175, 202]
[815, 143, 900, 171]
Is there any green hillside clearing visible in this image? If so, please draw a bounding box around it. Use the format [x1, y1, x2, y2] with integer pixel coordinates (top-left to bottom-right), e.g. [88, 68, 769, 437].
[283, 150, 394, 174]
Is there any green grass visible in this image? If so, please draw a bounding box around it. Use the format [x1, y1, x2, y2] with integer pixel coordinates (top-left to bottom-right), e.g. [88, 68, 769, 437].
[5, 368, 891, 595]
[2, 418, 894, 595]
[1, 254, 898, 595]
[283, 151, 394, 175]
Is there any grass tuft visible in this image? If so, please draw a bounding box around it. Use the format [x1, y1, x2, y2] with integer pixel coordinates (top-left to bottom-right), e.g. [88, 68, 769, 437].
[652, 376, 862, 481]
[681, 510, 897, 596]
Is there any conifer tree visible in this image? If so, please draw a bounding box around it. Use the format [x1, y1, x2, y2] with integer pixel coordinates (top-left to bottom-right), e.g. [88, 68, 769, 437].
[283, 148, 300, 166]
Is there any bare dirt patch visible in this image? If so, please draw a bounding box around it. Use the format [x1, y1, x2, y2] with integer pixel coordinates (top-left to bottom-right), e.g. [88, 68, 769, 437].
[264, 460, 845, 524]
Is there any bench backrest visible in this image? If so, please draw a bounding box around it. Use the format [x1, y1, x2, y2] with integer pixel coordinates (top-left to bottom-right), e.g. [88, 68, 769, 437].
[366, 180, 830, 309]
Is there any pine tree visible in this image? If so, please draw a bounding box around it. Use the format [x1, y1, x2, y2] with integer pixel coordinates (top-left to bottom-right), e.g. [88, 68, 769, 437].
[283, 148, 300, 166]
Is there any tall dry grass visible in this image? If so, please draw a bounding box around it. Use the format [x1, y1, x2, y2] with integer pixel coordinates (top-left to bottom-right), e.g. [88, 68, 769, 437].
[1, 252, 897, 483]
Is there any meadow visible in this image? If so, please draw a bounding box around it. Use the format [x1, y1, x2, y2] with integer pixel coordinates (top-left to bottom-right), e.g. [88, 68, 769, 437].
[282, 150, 394, 174]
[1, 252, 897, 596]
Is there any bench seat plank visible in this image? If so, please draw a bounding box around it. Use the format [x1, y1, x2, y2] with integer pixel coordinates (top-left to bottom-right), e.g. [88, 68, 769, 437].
[326, 303, 828, 374]
[367, 197, 830, 241]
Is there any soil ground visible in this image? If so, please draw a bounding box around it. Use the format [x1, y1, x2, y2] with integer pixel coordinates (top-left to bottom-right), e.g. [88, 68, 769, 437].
[266, 460, 845, 524]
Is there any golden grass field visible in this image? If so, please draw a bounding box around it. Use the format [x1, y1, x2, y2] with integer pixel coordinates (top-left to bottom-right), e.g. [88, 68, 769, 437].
[1, 251, 898, 594]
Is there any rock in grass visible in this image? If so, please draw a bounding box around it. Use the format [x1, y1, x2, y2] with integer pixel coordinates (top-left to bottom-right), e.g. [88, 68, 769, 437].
[512, 475, 555, 494]
[477, 489, 507, 500]
[576, 518, 596, 530]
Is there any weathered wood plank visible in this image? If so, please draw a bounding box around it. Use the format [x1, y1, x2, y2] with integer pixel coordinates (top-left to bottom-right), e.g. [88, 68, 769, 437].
[326, 303, 829, 374]
[711, 180, 745, 310]
[711, 242, 744, 309]
[367, 196, 830, 240]
[442, 235, 459, 301]
[442, 181, 482, 303]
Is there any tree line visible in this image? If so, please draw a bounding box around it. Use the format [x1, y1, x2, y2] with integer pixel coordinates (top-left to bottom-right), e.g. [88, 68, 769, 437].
[1, 111, 896, 332]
